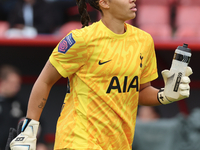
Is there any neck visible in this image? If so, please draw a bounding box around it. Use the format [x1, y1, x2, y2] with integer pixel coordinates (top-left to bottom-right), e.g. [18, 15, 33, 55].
[101, 16, 126, 34]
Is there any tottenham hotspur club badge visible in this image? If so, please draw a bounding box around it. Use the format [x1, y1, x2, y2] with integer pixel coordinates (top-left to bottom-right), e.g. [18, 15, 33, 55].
[140, 53, 143, 68]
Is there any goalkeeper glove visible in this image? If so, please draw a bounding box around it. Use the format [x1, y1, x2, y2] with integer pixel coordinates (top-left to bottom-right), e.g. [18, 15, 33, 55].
[9, 118, 39, 150]
[158, 66, 193, 104]
[5, 120, 23, 150]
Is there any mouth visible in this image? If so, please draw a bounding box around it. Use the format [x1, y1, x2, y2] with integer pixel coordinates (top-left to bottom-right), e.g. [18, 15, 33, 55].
[130, 5, 137, 12]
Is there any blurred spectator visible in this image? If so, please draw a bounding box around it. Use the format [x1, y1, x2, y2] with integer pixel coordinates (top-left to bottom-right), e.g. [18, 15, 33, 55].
[132, 106, 200, 150]
[5, 0, 59, 38]
[4, 0, 99, 38]
[36, 143, 49, 150]
[136, 0, 174, 39]
[174, 0, 200, 38]
[0, 64, 25, 150]
[0, 0, 18, 21]
[0, 0, 17, 37]
[136, 106, 160, 122]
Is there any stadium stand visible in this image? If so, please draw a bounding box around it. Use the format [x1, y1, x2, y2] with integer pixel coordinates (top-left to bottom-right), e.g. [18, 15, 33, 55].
[136, 0, 174, 39]
[174, 0, 200, 38]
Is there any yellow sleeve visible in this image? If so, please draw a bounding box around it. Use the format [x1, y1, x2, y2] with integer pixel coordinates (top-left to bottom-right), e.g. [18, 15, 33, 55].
[49, 31, 87, 78]
[140, 35, 158, 84]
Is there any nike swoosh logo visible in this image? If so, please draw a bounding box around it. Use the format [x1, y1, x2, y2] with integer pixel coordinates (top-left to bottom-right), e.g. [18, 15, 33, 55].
[98, 60, 112, 65]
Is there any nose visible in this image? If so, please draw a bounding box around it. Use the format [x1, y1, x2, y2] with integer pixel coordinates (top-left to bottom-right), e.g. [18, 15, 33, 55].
[130, 0, 136, 3]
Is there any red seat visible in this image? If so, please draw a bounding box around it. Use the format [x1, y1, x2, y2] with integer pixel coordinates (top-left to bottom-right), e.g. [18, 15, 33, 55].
[59, 21, 82, 36]
[0, 21, 9, 37]
[136, 0, 173, 38]
[174, 0, 200, 38]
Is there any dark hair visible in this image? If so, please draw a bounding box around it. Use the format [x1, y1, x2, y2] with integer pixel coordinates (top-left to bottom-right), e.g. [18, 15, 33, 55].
[76, 0, 101, 28]
[0, 65, 21, 81]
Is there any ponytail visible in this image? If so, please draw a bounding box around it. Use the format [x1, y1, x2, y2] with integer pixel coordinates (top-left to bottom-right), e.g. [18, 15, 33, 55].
[88, 0, 102, 13]
[76, 0, 91, 28]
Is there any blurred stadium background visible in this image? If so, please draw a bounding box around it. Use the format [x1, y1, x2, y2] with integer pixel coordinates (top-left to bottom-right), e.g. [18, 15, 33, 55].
[0, 0, 200, 149]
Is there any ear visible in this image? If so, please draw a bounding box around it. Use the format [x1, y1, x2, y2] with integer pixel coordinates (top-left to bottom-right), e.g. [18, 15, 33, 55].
[99, 0, 110, 9]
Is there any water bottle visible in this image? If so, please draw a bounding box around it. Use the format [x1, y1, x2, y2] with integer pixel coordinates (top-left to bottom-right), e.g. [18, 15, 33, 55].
[164, 43, 192, 99]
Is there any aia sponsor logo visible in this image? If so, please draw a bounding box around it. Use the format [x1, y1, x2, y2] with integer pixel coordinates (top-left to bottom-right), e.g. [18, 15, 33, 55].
[106, 76, 139, 93]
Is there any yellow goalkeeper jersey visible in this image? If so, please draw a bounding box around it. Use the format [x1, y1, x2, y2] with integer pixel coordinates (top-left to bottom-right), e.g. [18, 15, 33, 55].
[49, 20, 158, 150]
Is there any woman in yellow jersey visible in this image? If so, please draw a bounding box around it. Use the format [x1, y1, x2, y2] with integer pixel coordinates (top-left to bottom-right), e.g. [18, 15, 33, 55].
[8, 0, 192, 150]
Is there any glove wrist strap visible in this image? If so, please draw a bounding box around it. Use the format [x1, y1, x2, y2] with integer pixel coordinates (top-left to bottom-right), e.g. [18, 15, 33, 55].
[21, 118, 40, 137]
[157, 88, 172, 105]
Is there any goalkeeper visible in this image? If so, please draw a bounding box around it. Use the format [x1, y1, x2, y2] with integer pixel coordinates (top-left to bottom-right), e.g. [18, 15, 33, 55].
[7, 0, 193, 150]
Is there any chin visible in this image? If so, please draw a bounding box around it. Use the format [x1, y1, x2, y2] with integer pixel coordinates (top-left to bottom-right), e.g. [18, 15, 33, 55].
[131, 14, 136, 19]
[126, 14, 136, 21]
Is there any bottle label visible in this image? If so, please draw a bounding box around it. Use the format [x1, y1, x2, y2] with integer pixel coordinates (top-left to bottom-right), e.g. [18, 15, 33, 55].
[173, 53, 190, 63]
[173, 72, 182, 92]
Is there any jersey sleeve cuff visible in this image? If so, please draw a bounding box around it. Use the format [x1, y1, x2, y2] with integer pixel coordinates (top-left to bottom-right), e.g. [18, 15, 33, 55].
[140, 73, 158, 84]
[49, 55, 68, 78]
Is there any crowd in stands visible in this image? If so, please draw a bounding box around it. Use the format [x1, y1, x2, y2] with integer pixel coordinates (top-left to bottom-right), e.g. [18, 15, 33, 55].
[0, 0, 98, 38]
[0, 0, 199, 39]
